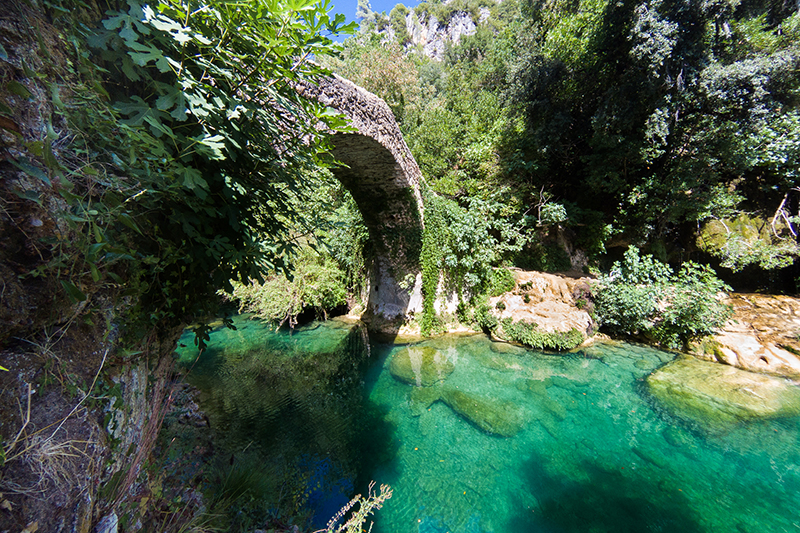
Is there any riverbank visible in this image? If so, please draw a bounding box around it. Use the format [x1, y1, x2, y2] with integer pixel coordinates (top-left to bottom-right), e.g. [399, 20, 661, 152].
[370, 270, 800, 381]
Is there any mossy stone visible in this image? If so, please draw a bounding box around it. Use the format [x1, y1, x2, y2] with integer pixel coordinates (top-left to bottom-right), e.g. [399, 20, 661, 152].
[390, 346, 454, 386]
[409, 386, 441, 416]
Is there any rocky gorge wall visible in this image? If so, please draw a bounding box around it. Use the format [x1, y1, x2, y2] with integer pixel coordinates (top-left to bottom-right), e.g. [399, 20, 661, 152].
[391, 8, 490, 61]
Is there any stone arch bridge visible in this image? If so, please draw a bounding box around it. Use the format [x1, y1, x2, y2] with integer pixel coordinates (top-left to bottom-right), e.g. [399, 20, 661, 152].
[298, 75, 425, 326]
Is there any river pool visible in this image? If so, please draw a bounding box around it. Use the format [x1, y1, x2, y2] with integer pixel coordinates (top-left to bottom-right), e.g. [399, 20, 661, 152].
[174, 316, 800, 533]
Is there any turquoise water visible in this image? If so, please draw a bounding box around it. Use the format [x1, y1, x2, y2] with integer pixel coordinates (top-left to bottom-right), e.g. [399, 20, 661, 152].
[176, 318, 800, 533]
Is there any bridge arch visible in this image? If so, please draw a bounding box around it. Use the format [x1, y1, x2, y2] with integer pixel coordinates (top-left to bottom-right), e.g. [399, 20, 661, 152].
[298, 75, 425, 326]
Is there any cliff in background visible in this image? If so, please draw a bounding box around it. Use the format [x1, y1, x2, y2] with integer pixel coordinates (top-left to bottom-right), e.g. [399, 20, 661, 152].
[361, 0, 501, 61]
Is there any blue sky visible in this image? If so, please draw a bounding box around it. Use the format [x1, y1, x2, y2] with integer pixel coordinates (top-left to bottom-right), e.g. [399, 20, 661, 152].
[329, 0, 421, 39]
[331, 0, 416, 20]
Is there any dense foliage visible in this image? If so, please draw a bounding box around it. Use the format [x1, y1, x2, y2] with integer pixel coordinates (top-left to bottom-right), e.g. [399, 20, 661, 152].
[224, 248, 348, 327]
[419, 189, 528, 334]
[499, 319, 584, 351]
[340, 0, 800, 294]
[7, 0, 355, 340]
[595, 247, 733, 348]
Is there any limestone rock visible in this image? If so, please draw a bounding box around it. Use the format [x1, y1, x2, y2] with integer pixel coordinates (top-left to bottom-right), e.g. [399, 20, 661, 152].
[646, 356, 800, 431]
[691, 293, 800, 379]
[408, 385, 525, 437]
[409, 385, 442, 415]
[488, 271, 595, 344]
[390, 346, 454, 386]
[403, 11, 477, 61]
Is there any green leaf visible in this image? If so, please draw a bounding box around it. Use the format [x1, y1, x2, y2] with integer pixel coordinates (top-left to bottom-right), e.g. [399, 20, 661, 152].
[61, 280, 87, 303]
[14, 189, 42, 206]
[197, 134, 226, 159]
[0, 43, 8, 62]
[6, 81, 32, 99]
[42, 140, 62, 171]
[90, 263, 101, 282]
[116, 213, 143, 235]
[120, 56, 142, 82]
[50, 83, 65, 110]
[127, 41, 171, 72]
[116, 96, 153, 126]
[10, 159, 50, 186]
[87, 242, 107, 263]
[20, 60, 38, 79]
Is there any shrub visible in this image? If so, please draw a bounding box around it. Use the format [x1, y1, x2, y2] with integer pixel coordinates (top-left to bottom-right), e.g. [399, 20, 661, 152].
[499, 319, 583, 351]
[595, 246, 732, 349]
[474, 304, 498, 331]
[489, 268, 517, 296]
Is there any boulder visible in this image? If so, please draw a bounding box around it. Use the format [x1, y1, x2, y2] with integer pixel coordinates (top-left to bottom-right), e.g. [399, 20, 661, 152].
[646, 356, 800, 432]
[408, 385, 525, 437]
[489, 271, 595, 344]
[390, 346, 454, 387]
[440, 388, 524, 437]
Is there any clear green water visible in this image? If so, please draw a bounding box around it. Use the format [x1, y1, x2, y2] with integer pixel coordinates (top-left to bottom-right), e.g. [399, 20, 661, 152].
[176, 318, 800, 533]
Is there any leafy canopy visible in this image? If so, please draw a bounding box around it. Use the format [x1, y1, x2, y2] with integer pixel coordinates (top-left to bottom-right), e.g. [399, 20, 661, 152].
[29, 0, 356, 335]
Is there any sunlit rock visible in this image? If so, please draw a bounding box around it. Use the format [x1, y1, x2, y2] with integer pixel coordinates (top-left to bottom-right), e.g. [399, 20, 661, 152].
[390, 346, 454, 387]
[690, 293, 800, 379]
[646, 356, 800, 432]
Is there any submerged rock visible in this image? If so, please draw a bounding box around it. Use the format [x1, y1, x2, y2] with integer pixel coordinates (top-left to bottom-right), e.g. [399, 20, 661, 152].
[647, 356, 800, 431]
[440, 388, 524, 437]
[408, 385, 525, 437]
[390, 346, 454, 387]
[409, 386, 442, 415]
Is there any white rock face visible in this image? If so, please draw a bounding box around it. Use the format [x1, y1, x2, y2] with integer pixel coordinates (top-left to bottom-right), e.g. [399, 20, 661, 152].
[404, 10, 477, 61]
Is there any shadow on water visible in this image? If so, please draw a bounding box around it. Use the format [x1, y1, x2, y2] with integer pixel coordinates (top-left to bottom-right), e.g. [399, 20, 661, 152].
[353, 400, 401, 493]
[508, 456, 703, 533]
[172, 318, 402, 529]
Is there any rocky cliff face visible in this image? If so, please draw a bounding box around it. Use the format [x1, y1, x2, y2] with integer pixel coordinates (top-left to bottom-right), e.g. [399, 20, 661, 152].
[400, 9, 487, 60]
[379, 2, 494, 61]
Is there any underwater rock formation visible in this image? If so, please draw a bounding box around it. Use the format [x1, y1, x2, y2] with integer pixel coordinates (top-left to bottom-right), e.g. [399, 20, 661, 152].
[409, 385, 524, 437]
[390, 346, 454, 386]
[646, 356, 800, 432]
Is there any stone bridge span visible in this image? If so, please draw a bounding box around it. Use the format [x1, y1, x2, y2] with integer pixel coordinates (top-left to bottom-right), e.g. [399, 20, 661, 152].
[298, 75, 425, 326]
